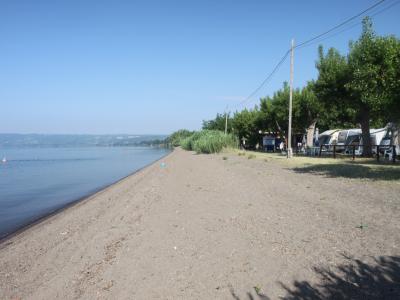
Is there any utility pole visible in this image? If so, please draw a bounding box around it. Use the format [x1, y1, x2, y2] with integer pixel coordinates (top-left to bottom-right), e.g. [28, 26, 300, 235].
[287, 39, 294, 158]
[224, 105, 229, 135]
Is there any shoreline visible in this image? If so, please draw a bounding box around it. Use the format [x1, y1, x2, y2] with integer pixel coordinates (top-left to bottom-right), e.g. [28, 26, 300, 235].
[1, 148, 399, 299]
[0, 149, 173, 245]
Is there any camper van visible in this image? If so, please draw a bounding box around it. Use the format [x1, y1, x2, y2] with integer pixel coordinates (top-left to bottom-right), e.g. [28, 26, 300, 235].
[319, 126, 397, 156]
[318, 129, 341, 151]
[337, 129, 361, 152]
[344, 127, 389, 155]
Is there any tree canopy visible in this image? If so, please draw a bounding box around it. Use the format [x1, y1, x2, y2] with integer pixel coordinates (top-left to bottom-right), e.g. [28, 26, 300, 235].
[315, 17, 400, 155]
[200, 17, 400, 154]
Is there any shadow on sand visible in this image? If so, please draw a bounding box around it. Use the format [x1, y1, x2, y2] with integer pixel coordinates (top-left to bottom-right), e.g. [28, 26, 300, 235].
[293, 163, 400, 181]
[232, 255, 400, 300]
[280, 255, 400, 300]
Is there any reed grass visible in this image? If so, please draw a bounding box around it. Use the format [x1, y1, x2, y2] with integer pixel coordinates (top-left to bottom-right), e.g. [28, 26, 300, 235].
[181, 130, 238, 154]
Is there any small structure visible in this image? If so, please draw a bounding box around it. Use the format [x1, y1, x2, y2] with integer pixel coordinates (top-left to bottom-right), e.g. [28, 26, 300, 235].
[262, 135, 276, 152]
[260, 132, 284, 152]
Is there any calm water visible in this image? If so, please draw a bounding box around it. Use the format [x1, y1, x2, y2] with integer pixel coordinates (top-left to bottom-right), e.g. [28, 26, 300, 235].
[0, 146, 170, 239]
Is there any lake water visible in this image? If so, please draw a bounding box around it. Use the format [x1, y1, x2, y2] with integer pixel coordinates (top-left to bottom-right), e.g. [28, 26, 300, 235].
[0, 146, 170, 239]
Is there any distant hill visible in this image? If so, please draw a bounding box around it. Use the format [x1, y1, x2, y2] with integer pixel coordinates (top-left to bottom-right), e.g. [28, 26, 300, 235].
[0, 134, 168, 147]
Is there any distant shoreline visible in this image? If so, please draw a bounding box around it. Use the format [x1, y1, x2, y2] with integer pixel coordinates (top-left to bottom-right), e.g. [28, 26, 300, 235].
[0, 133, 169, 148]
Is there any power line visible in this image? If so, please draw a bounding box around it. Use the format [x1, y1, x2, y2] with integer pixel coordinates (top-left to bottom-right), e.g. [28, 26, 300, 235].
[236, 49, 290, 108]
[295, 0, 386, 49]
[371, 0, 400, 16]
[296, 0, 400, 50]
[234, 0, 389, 109]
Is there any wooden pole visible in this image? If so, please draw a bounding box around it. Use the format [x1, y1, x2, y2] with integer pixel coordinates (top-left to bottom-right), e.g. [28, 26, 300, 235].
[377, 145, 380, 162]
[287, 39, 294, 158]
[393, 145, 396, 163]
[225, 113, 228, 135]
[224, 105, 228, 135]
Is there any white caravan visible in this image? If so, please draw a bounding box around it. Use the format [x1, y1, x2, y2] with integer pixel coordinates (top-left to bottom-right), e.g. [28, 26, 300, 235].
[318, 129, 341, 150]
[344, 126, 389, 155]
[337, 129, 362, 152]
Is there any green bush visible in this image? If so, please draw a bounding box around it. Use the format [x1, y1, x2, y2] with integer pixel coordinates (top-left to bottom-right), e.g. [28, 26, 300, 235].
[179, 130, 209, 151]
[169, 129, 238, 153]
[180, 136, 193, 150]
[192, 130, 238, 154]
[167, 129, 194, 147]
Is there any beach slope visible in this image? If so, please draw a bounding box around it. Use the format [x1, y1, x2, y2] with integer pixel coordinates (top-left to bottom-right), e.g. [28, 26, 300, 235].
[1, 148, 399, 299]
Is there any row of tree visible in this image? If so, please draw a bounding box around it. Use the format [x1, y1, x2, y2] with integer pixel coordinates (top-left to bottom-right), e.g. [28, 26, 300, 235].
[202, 18, 400, 156]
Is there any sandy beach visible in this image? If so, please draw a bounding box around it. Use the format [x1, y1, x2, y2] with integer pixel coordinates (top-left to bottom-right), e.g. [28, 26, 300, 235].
[1, 148, 399, 299]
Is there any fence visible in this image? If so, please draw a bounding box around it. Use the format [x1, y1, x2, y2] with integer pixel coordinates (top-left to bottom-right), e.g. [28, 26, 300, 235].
[313, 144, 398, 163]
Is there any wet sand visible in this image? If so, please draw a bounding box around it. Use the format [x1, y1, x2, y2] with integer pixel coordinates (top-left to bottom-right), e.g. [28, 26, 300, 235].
[1, 148, 399, 299]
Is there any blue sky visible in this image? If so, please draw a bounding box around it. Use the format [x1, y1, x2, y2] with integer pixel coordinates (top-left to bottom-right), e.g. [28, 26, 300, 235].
[1, 0, 399, 134]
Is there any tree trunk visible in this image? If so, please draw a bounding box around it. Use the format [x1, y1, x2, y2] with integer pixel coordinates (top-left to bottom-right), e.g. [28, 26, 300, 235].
[360, 109, 372, 157]
[391, 123, 399, 155]
[275, 120, 285, 141]
[275, 120, 283, 134]
[306, 121, 317, 148]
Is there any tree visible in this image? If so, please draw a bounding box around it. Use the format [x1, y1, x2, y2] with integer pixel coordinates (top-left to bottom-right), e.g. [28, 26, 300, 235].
[232, 108, 261, 148]
[207, 17, 399, 154]
[294, 81, 324, 147]
[314, 46, 357, 125]
[202, 113, 232, 133]
[259, 82, 292, 138]
[258, 82, 323, 146]
[315, 17, 400, 156]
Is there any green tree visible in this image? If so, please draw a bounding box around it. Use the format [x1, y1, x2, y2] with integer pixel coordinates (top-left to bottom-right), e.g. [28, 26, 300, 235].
[315, 17, 400, 156]
[232, 108, 261, 148]
[259, 82, 291, 137]
[293, 81, 324, 147]
[258, 82, 323, 147]
[202, 113, 232, 133]
[314, 46, 357, 126]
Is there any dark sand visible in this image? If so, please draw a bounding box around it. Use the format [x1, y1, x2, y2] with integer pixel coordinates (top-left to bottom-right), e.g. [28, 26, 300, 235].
[1, 148, 399, 299]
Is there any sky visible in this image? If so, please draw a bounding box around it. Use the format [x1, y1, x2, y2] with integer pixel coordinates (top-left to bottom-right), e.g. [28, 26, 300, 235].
[1, 0, 399, 135]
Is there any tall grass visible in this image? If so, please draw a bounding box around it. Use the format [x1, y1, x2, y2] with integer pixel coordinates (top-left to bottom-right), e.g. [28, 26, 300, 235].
[168, 129, 238, 153]
[180, 131, 205, 151]
[166, 129, 194, 147]
[180, 130, 238, 153]
[193, 131, 238, 153]
[180, 136, 193, 150]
